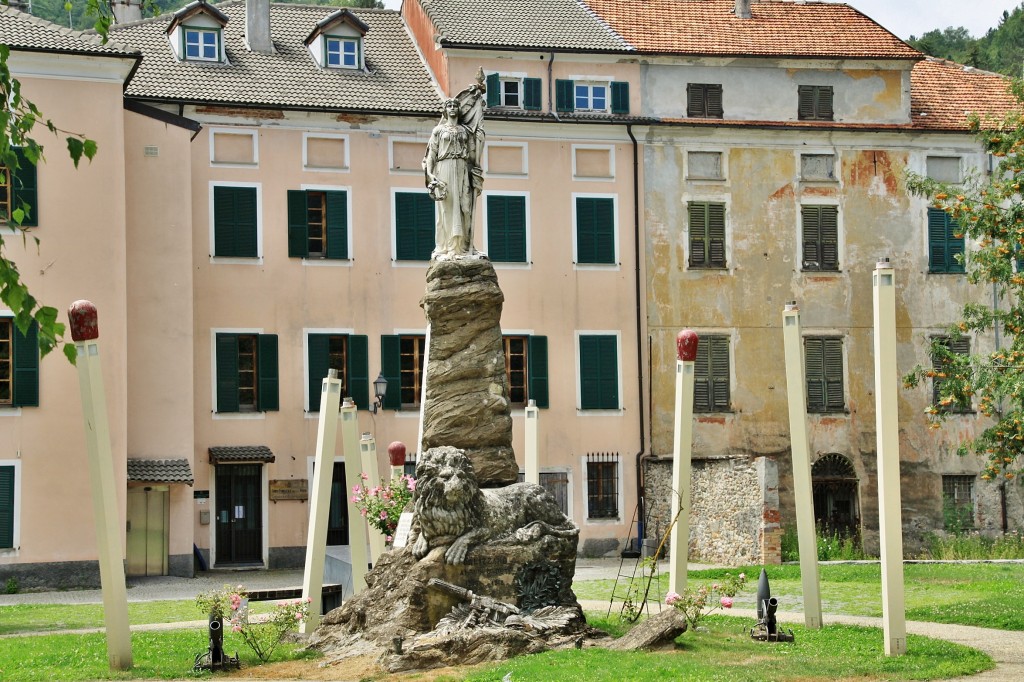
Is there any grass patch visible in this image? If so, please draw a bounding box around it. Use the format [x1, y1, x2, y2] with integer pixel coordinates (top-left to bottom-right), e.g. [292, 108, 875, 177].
[0, 599, 277, 636]
[922, 531, 1024, 559]
[462, 616, 992, 681]
[0, 628, 317, 681]
[575, 562, 1024, 630]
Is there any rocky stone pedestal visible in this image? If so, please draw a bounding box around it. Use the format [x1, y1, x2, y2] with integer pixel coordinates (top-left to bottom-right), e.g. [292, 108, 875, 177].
[309, 538, 587, 673]
[421, 258, 517, 486]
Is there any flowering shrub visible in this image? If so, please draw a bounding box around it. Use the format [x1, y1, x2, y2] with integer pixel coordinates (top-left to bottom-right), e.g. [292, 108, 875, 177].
[196, 585, 310, 662]
[665, 572, 747, 631]
[351, 473, 415, 542]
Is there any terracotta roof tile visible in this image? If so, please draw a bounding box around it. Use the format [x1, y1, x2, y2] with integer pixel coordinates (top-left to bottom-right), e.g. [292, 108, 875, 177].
[421, 0, 630, 51]
[127, 458, 194, 485]
[112, 2, 441, 113]
[580, 0, 921, 59]
[0, 5, 137, 56]
[910, 58, 1018, 131]
[208, 445, 276, 463]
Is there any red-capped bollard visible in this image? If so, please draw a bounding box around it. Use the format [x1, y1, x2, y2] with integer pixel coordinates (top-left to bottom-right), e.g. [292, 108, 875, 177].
[677, 329, 698, 362]
[389, 441, 408, 480]
[68, 300, 99, 341]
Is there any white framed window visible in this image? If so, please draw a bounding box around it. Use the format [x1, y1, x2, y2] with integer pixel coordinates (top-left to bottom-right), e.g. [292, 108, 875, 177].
[303, 133, 350, 172]
[572, 144, 615, 181]
[575, 330, 623, 414]
[927, 156, 962, 184]
[482, 190, 531, 267]
[326, 36, 360, 69]
[574, 82, 609, 112]
[389, 137, 431, 174]
[483, 142, 528, 177]
[687, 151, 725, 181]
[581, 453, 621, 522]
[303, 327, 356, 414]
[572, 193, 619, 268]
[209, 182, 263, 263]
[799, 200, 842, 272]
[183, 27, 220, 61]
[209, 128, 258, 167]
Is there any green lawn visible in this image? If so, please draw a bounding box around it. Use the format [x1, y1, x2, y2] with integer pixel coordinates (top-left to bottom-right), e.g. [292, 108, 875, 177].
[574, 562, 1024, 630]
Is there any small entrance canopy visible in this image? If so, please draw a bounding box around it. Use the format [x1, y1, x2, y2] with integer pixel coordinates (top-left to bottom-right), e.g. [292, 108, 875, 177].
[208, 445, 275, 464]
[126, 458, 194, 486]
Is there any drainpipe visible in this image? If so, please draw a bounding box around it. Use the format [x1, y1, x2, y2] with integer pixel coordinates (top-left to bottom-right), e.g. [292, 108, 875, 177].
[628, 123, 648, 548]
[547, 52, 559, 121]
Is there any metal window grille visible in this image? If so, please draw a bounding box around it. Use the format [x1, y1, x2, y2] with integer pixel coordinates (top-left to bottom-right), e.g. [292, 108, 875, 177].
[942, 475, 975, 530]
[587, 453, 619, 520]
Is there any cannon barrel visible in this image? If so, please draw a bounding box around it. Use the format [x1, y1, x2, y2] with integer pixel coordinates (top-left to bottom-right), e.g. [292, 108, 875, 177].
[208, 613, 224, 664]
[755, 568, 771, 619]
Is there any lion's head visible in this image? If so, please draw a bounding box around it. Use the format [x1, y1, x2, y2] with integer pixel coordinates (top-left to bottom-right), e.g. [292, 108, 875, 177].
[413, 446, 484, 543]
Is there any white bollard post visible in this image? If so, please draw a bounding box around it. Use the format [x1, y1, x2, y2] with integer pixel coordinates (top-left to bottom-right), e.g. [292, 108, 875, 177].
[68, 300, 132, 670]
[301, 369, 342, 633]
[388, 441, 407, 482]
[340, 397, 370, 598]
[873, 258, 907, 656]
[525, 399, 539, 485]
[781, 302, 823, 629]
[669, 330, 697, 596]
[360, 433, 386, 563]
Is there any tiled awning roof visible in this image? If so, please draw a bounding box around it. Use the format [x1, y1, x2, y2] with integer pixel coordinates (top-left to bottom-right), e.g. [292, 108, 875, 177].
[127, 458, 194, 485]
[208, 445, 275, 463]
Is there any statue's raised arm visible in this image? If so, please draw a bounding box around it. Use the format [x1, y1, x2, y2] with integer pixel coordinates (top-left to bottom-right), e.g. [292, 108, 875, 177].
[424, 68, 487, 260]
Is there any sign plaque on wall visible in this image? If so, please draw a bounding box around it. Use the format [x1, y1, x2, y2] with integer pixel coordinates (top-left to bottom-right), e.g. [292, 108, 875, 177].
[269, 479, 309, 501]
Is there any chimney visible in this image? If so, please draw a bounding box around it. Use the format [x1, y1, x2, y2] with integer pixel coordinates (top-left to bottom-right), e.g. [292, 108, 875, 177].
[246, 0, 274, 54]
[110, 0, 142, 24]
[735, 0, 752, 20]
[7, 0, 31, 12]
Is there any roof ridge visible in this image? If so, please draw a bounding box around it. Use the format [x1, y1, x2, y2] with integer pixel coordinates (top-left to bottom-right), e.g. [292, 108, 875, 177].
[1, 4, 138, 54]
[571, 0, 633, 50]
[922, 55, 1008, 80]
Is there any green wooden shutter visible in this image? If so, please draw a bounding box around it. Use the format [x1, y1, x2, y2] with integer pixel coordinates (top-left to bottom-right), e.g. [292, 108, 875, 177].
[307, 333, 330, 412]
[694, 339, 710, 411]
[347, 335, 369, 410]
[689, 202, 707, 266]
[216, 333, 240, 413]
[823, 338, 844, 410]
[805, 338, 825, 411]
[707, 203, 725, 267]
[287, 190, 309, 258]
[214, 186, 257, 257]
[257, 334, 279, 412]
[0, 466, 13, 549]
[380, 335, 402, 410]
[523, 77, 542, 110]
[706, 84, 723, 118]
[802, 205, 821, 270]
[12, 321, 38, 407]
[487, 195, 526, 263]
[325, 191, 348, 259]
[11, 147, 37, 227]
[817, 86, 834, 120]
[580, 335, 617, 410]
[820, 206, 838, 270]
[709, 336, 730, 409]
[798, 85, 816, 119]
[928, 208, 964, 273]
[528, 335, 548, 408]
[611, 81, 629, 114]
[395, 192, 433, 261]
[933, 336, 971, 410]
[556, 79, 575, 112]
[486, 72, 500, 107]
[686, 83, 705, 117]
[576, 197, 614, 264]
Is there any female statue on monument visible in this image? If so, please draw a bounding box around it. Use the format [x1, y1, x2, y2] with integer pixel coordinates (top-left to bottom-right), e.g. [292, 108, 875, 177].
[424, 69, 486, 259]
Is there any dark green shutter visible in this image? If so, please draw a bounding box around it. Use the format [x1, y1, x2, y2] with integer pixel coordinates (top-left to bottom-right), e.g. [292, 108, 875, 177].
[686, 83, 705, 118]
[689, 202, 725, 268]
[806, 338, 844, 411]
[216, 333, 240, 413]
[695, 336, 729, 411]
[257, 334, 279, 412]
[576, 197, 615, 264]
[580, 335, 617, 410]
[805, 338, 825, 410]
[528, 335, 548, 408]
[928, 208, 965, 273]
[0, 466, 13, 549]
[820, 207, 838, 270]
[524, 77, 542, 110]
[487, 195, 526, 263]
[486, 72, 500, 107]
[12, 321, 38, 407]
[823, 338, 844, 410]
[287, 190, 309, 258]
[325, 191, 348, 259]
[611, 81, 629, 114]
[307, 333, 330, 412]
[347, 335, 369, 410]
[706, 84, 723, 117]
[380, 335, 402, 410]
[817, 86, 834, 120]
[11, 147, 37, 227]
[556, 79, 575, 112]
[707, 203, 725, 266]
[802, 205, 821, 270]
[798, 85, 815, 119]
[395, 192, 434, 261]
[214, 186, 257, 257]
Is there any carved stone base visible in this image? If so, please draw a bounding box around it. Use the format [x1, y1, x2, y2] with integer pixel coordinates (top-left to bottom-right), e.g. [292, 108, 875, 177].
[308, 537, 585, 672]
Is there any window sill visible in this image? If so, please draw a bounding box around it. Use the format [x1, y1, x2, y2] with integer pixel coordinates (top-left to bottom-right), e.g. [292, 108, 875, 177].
[927, 270, 966, 275]
[491, 261, 532, 270]
[304, 164, 350, 173]
[210, 256, 264, 265]
[585, 517, 622, 525]
[800, 178, 839, 184]
[302, 258, 352, 267]
[573, 262, 620, 271]
[577, 408, 624, 417]
[808, 410, 849, 416]
[0, 547, 19, 557]
[212, 412, 266, 421]
[687, 265, 729, 272]
[0, 407, 23, 417]
[392, 260, 429, 268]
[801, 269, 843, 275]
[573, 175, 615, 182]
[687, 176, 727, 183]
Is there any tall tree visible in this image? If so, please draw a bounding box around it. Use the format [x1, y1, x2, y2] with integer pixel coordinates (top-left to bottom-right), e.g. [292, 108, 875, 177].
[904, 80, 1024, 484]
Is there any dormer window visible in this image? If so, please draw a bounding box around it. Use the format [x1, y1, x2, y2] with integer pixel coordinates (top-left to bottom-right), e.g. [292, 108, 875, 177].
[305, 9, 369, 71]
[183, 26, 220, 61]
[485, 73, 542, 110]
[166, 1, 229, 63]
[555, 79, 629, 114]
[575, 82, 608, 112]
[325, 36, 359, 69]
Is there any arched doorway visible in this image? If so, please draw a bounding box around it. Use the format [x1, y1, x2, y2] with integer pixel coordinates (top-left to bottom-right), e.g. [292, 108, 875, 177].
[811, 453, 860, 536]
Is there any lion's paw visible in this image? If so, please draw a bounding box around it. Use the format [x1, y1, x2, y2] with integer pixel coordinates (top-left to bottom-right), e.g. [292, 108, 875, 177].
[445, 539, 470, 565]
[411, 534, 429, 559]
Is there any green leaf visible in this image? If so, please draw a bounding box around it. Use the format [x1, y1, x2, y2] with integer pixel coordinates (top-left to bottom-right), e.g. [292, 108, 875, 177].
[63, 343, 78, 365]
[82, 139, 98, 162]
[66, 138, 84, 168]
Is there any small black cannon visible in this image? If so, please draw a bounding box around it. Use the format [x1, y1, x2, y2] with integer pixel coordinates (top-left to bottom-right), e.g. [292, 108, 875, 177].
[193, 612, 240, 671]
[750, 568, 795, 643]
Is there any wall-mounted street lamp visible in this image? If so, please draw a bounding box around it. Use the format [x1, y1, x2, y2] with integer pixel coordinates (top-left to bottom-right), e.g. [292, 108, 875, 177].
[371, 372, 388, 414]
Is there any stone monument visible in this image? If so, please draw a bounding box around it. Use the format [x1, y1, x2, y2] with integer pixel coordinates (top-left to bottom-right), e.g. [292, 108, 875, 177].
[308, 71, 589, 673]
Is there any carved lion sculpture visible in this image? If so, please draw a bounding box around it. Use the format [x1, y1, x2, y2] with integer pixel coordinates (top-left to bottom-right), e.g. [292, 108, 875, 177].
[411, 446, 578, 565]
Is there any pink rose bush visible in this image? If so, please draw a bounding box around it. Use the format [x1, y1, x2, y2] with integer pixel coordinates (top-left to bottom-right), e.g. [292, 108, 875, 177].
[196, 585, 310, 662]
[350, 474, 415, 540]
[664, 572, 747, 631]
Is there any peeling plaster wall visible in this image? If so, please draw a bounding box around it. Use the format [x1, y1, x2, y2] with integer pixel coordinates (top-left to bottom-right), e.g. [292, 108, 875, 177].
[642, 120, 1024, 559]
